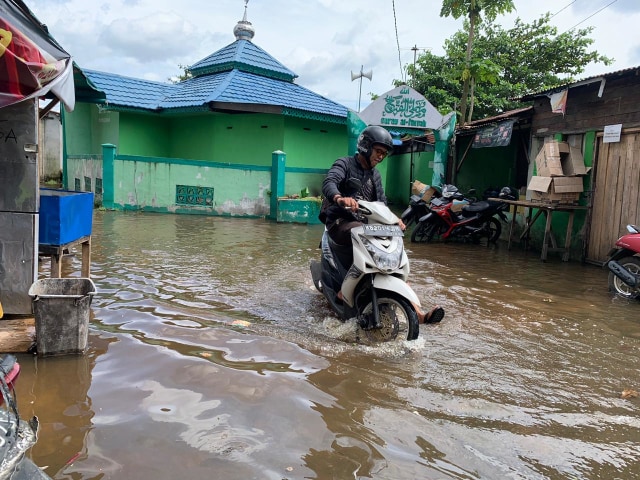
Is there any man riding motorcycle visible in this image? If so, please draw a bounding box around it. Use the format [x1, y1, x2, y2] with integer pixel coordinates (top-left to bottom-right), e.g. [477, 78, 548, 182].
[319, 125, 444, 325]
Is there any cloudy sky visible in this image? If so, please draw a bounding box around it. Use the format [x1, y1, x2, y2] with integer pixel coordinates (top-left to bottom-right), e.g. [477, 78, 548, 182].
[27, 0, 640, 111]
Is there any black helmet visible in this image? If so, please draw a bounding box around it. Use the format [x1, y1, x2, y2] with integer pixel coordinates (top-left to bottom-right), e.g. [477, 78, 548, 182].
[357, 126, 393, 159]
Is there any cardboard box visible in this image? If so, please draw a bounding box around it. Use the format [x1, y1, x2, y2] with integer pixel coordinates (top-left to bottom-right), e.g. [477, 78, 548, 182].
[562, 145, 592, 176]
[527, 175, 583, 203]
[450, 199, 468, 212]
[544, 141, 570, 157]
[411, 180, 437, 202]
[535, 146, 564, 177]
[535, 141, 591, 177]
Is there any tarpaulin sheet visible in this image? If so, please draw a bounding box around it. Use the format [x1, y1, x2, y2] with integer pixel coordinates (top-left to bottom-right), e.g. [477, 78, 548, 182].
[0, 0, 74, 110]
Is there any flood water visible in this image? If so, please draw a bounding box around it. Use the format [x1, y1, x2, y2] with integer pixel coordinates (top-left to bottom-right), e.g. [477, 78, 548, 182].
[12, 210, 640, 479]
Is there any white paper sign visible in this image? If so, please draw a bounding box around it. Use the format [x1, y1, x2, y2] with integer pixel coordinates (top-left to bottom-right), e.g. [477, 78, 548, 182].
[603, 124, 622, 143]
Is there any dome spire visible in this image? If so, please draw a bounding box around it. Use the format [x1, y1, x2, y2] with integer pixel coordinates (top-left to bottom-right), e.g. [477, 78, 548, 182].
[233, 0, 255, 41]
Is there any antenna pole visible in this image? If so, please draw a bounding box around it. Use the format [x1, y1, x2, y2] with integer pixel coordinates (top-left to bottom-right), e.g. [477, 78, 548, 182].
[357, 65, 364, 112]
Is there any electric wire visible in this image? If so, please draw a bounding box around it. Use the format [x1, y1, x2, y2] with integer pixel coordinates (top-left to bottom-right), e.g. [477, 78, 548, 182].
[564, 0, 618, 32]
[392, 0, 405, 83]
[550, 0, 577, 19]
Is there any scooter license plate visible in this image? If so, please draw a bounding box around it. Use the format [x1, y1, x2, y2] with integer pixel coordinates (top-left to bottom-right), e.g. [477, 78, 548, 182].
[363, 224, 403, 236]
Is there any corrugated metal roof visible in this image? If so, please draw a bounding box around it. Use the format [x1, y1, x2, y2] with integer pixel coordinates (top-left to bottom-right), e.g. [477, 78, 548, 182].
[458, 106, 533, 132]
[519, 65, 640, 100]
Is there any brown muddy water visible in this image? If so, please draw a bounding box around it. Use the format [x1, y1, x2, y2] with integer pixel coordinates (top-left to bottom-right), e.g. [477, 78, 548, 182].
[12, 210, 640, 479]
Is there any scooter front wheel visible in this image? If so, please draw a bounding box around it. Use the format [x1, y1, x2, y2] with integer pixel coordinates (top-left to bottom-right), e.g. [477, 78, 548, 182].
[360, 294, 419, 342]
[411, 221, 442, 243]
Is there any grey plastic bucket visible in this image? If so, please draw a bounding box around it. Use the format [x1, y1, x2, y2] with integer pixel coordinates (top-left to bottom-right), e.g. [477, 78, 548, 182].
[28, 278, 96, 356]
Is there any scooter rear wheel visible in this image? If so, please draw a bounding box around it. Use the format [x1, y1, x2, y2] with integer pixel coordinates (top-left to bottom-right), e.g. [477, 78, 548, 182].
[608, 256, 640, 299]
[360, 294, 420, 342]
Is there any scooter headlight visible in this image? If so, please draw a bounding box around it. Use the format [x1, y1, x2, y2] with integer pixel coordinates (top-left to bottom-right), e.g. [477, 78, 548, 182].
[359, 235, 403, 272]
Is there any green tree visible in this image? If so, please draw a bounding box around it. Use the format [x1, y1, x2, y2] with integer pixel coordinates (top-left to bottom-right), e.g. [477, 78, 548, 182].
[440, 0, 515, 124]
[402, 13, 612, 121]
[169, 64, 192, 84]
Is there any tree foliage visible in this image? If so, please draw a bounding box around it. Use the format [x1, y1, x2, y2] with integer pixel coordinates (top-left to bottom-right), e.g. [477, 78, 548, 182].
[169, 64, 192, 84]
[401, 13, 613, 121]
[440, 0, 515, 124]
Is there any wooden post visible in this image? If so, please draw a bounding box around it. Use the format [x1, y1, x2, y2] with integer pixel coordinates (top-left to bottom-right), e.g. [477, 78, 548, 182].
[541, 210, 553, 261]
[81, 237, 91, 277]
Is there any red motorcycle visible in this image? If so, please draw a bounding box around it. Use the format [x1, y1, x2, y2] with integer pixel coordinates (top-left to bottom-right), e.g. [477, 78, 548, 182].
[606, 224, 640, 299]
[410, 185, 515, 244]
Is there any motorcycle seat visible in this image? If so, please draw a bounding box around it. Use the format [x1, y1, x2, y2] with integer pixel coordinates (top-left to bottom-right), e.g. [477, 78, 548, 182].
[462, 200, 491, 215]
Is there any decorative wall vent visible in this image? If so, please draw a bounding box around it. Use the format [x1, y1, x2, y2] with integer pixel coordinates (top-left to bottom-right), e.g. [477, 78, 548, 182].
[176, 185, 214, 206]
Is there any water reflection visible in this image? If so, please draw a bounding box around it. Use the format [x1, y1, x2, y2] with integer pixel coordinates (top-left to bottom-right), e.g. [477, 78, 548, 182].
[12, 211, 640, 479]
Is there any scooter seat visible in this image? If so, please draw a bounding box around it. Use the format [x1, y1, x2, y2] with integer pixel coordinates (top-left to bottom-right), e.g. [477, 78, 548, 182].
[327, 236, 353, 270]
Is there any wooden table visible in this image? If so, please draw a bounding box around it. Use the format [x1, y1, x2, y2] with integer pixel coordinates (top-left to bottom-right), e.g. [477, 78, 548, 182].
[38, 235, 92, 278]
[489, 199, 587, 262]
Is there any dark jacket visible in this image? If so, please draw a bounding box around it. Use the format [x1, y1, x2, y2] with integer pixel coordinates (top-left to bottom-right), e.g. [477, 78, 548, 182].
[319, 155, 387, 224]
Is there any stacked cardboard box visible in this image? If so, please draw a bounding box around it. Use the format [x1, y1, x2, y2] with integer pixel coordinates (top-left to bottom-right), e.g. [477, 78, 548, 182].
[527, 141, 591, 204]
[411, 180, 437, 203]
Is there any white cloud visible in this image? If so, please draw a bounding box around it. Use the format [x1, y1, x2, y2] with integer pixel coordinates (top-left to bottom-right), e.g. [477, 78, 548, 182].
[27, 0, 640, 111]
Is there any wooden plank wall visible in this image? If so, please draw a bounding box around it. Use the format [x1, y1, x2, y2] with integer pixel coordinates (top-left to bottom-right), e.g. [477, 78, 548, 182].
[587, 130, 640, 263]
[531, 75, 640, 135]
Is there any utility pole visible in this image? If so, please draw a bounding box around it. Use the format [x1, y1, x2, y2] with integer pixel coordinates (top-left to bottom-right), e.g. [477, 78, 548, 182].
[411, 45, 418, 85]
[351, 66, 372, 112]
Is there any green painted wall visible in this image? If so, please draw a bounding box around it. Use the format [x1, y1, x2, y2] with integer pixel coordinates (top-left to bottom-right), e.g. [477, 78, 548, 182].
[64, 104, 119, 155]
[385, 149, 435, 206]
[284, 171, 326, 198]
[455, 136, 517, 195]
[64, 103, 92, 154]
[111, 157, 270, 216]
[170, 113, 285, 165]
[119, 112, 170, 156]
[283, 117, 347, 168]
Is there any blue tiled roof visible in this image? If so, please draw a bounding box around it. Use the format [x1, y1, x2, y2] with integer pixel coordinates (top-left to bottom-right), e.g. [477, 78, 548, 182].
[81, 69, 174, 110]
[76, 34, 348, 121]
[159, 70, 347, 118]
[189, 40, 297, 82]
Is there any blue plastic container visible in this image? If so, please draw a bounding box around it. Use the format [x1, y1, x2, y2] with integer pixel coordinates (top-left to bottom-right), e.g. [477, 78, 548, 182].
[39, 189, 94, 246]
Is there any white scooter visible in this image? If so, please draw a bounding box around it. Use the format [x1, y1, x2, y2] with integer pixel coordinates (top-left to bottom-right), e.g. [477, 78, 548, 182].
[310, 183, 422, 342]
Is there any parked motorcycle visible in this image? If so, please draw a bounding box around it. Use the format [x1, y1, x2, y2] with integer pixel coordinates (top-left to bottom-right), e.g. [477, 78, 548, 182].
[401, 193, 435, 230]
[606, 224, 640, 299]
[409, 185, 515, 244]
[310, 179, 421, 342]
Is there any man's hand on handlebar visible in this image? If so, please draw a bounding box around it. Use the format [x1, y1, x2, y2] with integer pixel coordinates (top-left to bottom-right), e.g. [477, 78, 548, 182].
[335, 195, 358, 211]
